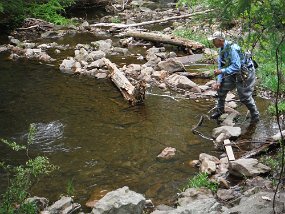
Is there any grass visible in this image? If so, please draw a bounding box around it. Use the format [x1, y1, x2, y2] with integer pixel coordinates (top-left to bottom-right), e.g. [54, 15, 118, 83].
[182, 172, 219, 193]
[268, 101, 285, 115]
[173, 28, 213, 48]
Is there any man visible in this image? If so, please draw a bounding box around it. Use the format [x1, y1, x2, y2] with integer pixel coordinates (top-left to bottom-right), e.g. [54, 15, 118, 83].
[208, 31, 260, 123]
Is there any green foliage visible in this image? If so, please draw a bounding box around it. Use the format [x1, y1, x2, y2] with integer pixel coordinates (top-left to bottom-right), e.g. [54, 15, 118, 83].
[110, 16, 121, 24]
[268, 102, 285, 115]
[0, 0, 75, 26]
[182, 172, 218, 192]
[66, 178, 75, 196]
[173, 28, 213, 48]
[0, 125, 57, 214]
[29, 0, 75, 25]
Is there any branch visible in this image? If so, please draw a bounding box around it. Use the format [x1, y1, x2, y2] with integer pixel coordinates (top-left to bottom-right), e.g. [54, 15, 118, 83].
[90, 9, 214, 29]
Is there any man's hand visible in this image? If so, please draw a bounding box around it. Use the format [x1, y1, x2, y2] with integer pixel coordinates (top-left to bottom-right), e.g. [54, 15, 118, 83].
[214, 69, 222, 76]
[212, 82, 221, 91]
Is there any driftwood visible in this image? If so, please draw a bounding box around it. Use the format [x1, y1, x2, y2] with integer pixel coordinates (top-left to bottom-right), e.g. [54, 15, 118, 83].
[103, 58, 145, 105]
[90, 9, 213, 29]
[125, 30, 204, 53]
[224, 139, 236, 161]
[191, 115, 214, 141]
[240, 141, 279, 159]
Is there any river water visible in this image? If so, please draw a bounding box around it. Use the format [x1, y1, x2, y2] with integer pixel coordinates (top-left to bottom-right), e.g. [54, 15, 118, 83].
[0, 4, 279, 210]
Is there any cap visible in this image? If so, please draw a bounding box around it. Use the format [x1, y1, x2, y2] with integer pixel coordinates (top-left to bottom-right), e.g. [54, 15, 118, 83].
[207, 31, 226, 40]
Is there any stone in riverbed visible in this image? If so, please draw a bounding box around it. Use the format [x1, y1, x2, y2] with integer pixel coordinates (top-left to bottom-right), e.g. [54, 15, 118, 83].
[157, 147, 176, 159]
[166, 74, 199, 91]
[158, 58, 186, 73]
[229, 158, 271, 177]
[212, 126, 241, 139]
[91, 186, 145, 214]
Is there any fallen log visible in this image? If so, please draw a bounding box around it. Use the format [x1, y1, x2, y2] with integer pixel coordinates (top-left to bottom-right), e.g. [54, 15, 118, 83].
[240, 141, 279, 159]
[124, 30, 204, 53]
[90, 9, 213, 29]
[103, 58, 145, 105]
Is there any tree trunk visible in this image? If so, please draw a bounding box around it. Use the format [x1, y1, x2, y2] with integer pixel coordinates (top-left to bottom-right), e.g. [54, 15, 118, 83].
[90, 9, 213, 29]
[103, 58, 145, 105]
[124, 30, 204, 53]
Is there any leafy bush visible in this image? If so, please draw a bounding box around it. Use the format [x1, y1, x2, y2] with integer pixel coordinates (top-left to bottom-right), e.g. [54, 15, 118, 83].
[0, 124, 57, 214]
[268, 102, 285, 115]
[182, 172, 218, 192]
[173, 29, 213, 48]
[0, 0, 75, 26]
[29, 0, 75, 25]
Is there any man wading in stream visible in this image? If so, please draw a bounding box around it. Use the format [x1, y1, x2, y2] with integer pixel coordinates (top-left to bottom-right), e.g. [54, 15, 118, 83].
[208, 31, 260, 123]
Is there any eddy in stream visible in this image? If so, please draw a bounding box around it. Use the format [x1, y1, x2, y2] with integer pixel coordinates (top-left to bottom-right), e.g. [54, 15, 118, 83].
[208, 31, 260, 124]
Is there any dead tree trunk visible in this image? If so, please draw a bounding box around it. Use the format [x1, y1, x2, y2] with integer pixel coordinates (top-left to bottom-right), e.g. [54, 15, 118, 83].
[124, 30, 204, 53]
[90, 9, 213, 29]
[103, 58, 145, 105]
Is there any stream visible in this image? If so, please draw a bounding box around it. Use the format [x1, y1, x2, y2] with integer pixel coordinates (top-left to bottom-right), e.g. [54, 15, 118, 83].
[0, 1, 280, 210]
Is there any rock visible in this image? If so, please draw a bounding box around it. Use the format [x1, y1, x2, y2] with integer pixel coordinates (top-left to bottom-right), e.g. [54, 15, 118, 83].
[224, 191, 285, 214]
[144, 56, 161, 68]
[158, 83, 167, 90]
[158, 58, 186, 73]
[124, 64, 141, 76]
[0, 46, 8, 52]
[216, 189, 241, 201]
[25, 196, 48, 211]
[8, 36, 21, 46]
[151, 198, 222, 214]
[25, 48, 42, 57]
[152, 70, 169, 80]
[91, 39, 112, 53]
[157, 147, 176, 159]
[245, 176, 273, 189]
[169, 52, 177, 58]
[229, 158, 271, 177]
[189, 160, 200, 167]
[59, 58, 76, 73]
[46, 196, 80, 214]
[166, 74, 198, 90]
[221, 112, 240, 126]
[212, 126, 241, 139]
[271, 130, 285, 141]
[87, 50, 106, 62]
[200, 159, 217, 174]
[199, 153, 220, 164]
[226, 101, 237, 109]
[23, 42, 36, 49]
[112, 47, 128, 55]
[87, 59, 105, 69]
[74, 48, 88, 61]
[95, 73, 108, 79]
[202, 90, 217, 97]
[91, 186, 145, 214]
[178, 188, 214, 206]
[215, 133, 230, 148]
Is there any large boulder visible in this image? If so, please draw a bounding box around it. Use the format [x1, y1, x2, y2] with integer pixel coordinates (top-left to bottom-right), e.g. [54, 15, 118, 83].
[158, 58, 186, 73]
[229, 158, 271, 177]
[224, 191, 285, 214]
[59, 58, 78, 73]
[91, 39, 112, 53]
[166, 74, 200, 92]
[212, 126, 241, 139]
[45, 196, 80, 214]
[91, 186, 146, 214]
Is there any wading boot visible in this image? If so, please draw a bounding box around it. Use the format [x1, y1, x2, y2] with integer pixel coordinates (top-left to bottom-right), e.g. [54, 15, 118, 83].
[210, 110, 224, 119]
[250, 114, 260, 124]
